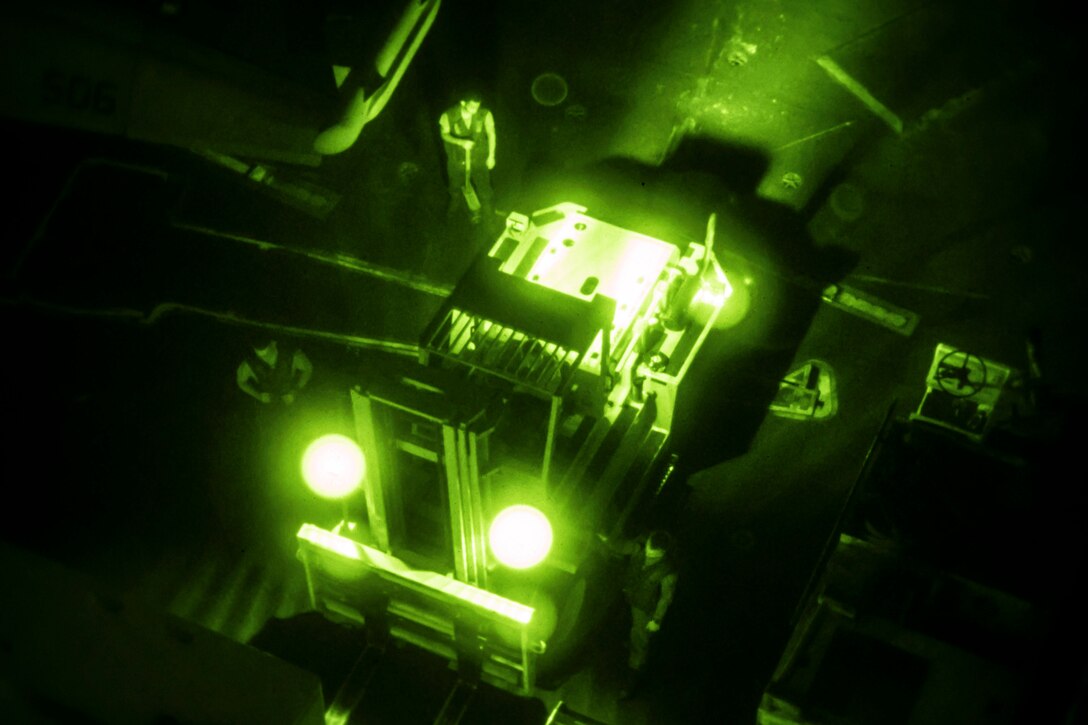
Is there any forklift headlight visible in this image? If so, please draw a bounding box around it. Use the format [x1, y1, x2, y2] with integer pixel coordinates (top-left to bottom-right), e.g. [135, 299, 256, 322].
[489, 505, 553, 569]
[301, 434, 365, 499]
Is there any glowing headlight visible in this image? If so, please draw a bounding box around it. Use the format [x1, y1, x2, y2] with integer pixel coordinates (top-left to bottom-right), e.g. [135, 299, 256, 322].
[489, 505, 553, 569]
[301, 434, 365, 499]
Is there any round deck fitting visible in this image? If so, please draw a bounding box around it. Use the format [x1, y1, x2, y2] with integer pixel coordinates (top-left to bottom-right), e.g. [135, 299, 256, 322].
[531, 72, 569, 107]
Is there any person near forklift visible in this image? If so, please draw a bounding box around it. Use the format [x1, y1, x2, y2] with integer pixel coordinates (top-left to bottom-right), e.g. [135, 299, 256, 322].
[232, 338, 314, 555]
[236, 338, 313, 405]
[438, 89, 496, 225]
[598, 529, 679, 700]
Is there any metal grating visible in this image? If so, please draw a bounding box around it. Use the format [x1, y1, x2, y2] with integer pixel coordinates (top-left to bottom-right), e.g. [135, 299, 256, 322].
[424, 307, 581, 396]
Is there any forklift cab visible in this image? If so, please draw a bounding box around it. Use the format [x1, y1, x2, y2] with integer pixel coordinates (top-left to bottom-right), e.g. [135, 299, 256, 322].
[297, 203, 731, 694]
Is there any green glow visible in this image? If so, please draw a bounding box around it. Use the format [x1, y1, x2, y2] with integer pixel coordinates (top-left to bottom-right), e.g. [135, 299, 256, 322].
[298, 524, 363, 560]
[609, 240, 677, 330]
[301, 434, 365, 499]
[298, 524, 535, 624]
[500, 587, 558, 644]
[690, 260, 739, 328]
[693, 280, 733, 309]
[489, 505, 553, 569]
[521, 208, 679, 368]
[712, 278, 750, 329]
[454, 583, 536, 625]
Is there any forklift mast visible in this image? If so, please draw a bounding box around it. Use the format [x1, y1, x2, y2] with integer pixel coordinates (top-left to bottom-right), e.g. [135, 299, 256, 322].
[298, 202, 731, 695]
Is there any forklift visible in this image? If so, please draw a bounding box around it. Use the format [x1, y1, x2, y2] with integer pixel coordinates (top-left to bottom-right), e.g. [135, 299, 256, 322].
[295, 202, 731, 717]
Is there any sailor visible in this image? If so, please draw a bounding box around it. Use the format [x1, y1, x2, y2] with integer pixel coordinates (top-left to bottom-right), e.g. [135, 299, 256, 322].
[599, 529, 680, 700]
[438, 90, 496, 224]
[236, 339, 313, 405]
